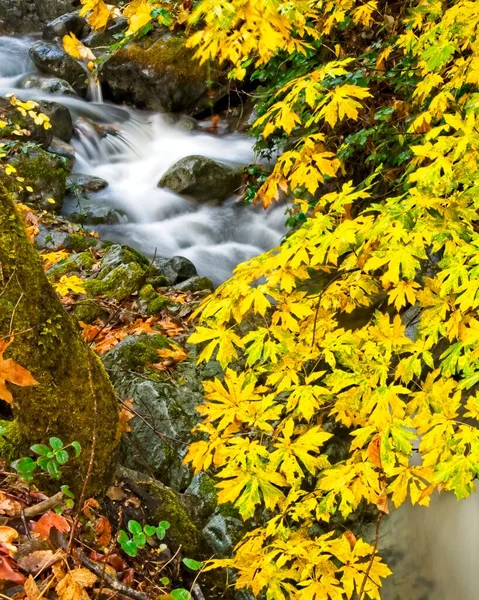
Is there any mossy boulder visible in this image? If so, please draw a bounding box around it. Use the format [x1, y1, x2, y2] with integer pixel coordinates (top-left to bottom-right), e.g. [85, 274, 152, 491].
[0, 183, 119, 495]
[29, 41, 88, 95]
[159, 155, 243, 203]
[154, 255, 197, 285]
[84, 263, 144, 301]
[0, 97, 53, 148]
[38, 100, 74, 142]
[102, 37, 223, 114]
[139, 284, 170, 315]
[8, 148, 68, 211]
[47, 252, 96, 278]
[102, 334, 168, 373]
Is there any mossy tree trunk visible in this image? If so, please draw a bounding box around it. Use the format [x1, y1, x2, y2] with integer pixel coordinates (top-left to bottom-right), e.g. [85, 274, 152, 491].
[0, 184, 119, 494]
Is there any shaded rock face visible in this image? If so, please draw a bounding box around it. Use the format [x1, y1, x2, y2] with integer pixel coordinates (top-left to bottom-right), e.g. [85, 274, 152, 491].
[101, 37, 219, 114]
[29, 42, 88, 94]
[154, 255, 197, 285]
[67, 173, 109, 194]
[18, 75, 78, 97]
[42, 11, 89, 41]
[0, 0, 80, 34]
[0, 97, 53, 149]
[39, 100, 74, 142]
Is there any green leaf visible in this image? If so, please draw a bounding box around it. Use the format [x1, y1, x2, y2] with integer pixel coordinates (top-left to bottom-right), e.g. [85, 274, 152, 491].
[156, 526, 166, 541]
[121, 539, 138, 557]
[182, 558, 203, 571]
[11, 457, 36, 481]
[71, 441, 81, 457]
[158, 520, 170, 530]
[171, 589, 191, 600]
[160, 577, 170, 585]
[117, 530, 129, 544]
[55, 450, 69, 465]
[31, 444, 51, 456]
[46, 460, 61, 479]
[37, 456, 50, 470]
[133, 532, 146, 548]
[144, 525, 156, 537]
[128, 520, 143, 535]
[61, 485, 74, 498]
[49, 437, 63, 451]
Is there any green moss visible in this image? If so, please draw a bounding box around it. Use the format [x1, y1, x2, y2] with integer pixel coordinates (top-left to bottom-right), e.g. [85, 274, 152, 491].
[48, 252, 96, 278]
[85, 263, 144, 301]
[72, 299, 105, 324]
[0, 420, 23, 461]
[0, 182, 119, 495]
[67, 233, 98, 252]
[117, 37, 208, 82]
[102, 333, 169, 371]
[139, 284, 170, 314]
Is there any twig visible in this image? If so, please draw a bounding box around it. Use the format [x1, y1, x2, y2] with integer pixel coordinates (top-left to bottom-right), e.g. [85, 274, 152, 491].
[24, 491, 63, 518]
[357, 512, 383, 600]
[8, 292, 24, 336]
[77, 549, 152, 600]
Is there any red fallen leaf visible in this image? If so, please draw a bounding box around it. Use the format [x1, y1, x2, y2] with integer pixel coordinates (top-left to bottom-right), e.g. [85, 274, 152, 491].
[0, 549, 25, 584]
[121, 568, 135, 586]
[33, 511, 70, 540]
[88, 552, 126, 574]
[95, 516, 112, 548]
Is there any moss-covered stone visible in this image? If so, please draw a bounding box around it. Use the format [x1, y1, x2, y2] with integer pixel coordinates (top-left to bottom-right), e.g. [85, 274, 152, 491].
[139, 284, 170, 314]
[67, 233, 99, 252]
[85, 263, 144, 301]
[0, 420, 22, 461]
[0, 183, 119, 495]
[7, 148, 68, 211]
[102, 36, 223, 114]
[71, 299, 106, 324]
[47, 252, 96, 278]
[102, 334, 168, 372]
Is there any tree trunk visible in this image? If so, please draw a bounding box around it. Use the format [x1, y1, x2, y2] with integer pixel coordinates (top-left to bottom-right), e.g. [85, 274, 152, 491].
[0, 184, 119, 495]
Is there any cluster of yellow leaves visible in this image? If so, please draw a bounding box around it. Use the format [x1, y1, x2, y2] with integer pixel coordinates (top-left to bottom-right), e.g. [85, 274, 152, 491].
[181, 1, 479, 599]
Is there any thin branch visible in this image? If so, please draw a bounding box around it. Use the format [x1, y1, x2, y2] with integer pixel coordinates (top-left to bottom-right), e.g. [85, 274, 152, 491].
[358, 512, 383, 600]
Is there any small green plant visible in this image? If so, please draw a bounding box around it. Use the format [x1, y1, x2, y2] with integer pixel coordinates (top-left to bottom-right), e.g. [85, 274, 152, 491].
[118, 519, 170, 557]
[12, 437, 81, 481]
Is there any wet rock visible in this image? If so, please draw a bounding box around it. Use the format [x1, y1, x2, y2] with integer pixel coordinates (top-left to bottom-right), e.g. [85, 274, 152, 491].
[34, 224, 102, 251]
[0, 0, 81, 34]
[8, 148, 67, 211]
[68, 207, 125, 226]
[67, 173, 109, 194]
[35, 0, 82, 24]
[138, 284, 170, 315]
[29, 41, 88, 94]
[202, 513, 245, 557]
[154, 255, 197, 285]
[159, 155, 243, 203]
[174, 276, 214, 293]
[83, 17, 127, 48]
[39, 100, 74, 142]
[47, 251, 95, 278]
[42, 11, 89, 42]
[102, 37, 223, 114]
[0, 97, 53, 149]
[19, 74, 78, 97]
[47, 137, 75, 170]
[162, 113, 199, 132]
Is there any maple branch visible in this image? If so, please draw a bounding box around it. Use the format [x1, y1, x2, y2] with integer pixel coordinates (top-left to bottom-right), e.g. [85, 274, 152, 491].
[357, 511, 383, 600]
[24, 491, 63, 518]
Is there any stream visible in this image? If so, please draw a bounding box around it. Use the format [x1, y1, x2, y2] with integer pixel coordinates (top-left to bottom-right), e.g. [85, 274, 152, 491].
[0, 35, 286, 285]
[2, 33, 479, 600]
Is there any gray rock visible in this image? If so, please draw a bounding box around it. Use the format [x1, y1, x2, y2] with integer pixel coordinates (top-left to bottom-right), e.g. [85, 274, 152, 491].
[19, 75, 78, 97]
[174, 276, 214, 293]
[68, 207, 125, 226]
[154, 255, 197, 285]
[39, 100, 74, 142]
[202, 513, 245, 557]
[34, 224, 102, 251]
[47, 137, 75, 170]
[0, 0, 80, 34]
[29, 41, 88, 94]
[99, 243, 149, 273]
[159, 155, 243, 203]
[67, 173, 109, 194]
[83, 17, 127, 48]
[162, 113, 199, 132]
[42, 11, 89, 42]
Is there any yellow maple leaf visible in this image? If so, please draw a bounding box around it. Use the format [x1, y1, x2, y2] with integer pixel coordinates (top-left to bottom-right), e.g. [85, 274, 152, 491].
[62, 33, 96, 62]
[54, 275, 86, 297]
[80, 0, 112, 29]
[124, 0, 152, 36]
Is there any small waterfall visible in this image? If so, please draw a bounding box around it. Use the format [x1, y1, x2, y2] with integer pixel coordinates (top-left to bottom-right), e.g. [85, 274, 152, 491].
[87, 73, 103, 104]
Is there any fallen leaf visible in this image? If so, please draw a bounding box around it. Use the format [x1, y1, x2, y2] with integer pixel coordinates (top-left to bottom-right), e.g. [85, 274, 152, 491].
[119, 399, 135, 434]
[125, 496, 141, 509]
[0, 526, 18, 554]
[17, 549, 57, 573]
[95, 516, 112, 548]
[106, 486, 126, 502]
[24, 574, 41, 599]
[82, 498, 100, 520]
[56, 571, 90, 600]
[0, 338, 38, 405]
[0, 548, 24, 584]
[0, 492, 21, 516]
[70, 568, 97, 587]
[33, 512, 70, 540]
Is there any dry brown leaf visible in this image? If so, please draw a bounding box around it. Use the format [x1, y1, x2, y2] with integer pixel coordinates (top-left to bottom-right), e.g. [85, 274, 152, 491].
[0, 492, 21, 516]
[367, 435, 382, 469]
[24, 574, 42, 600]
[119, 399, 135, 434]
[17, 549, 57, 573]
[95, 516, 112, 548]
[70, 568, 97, 588]
[56, 572, 90, 600]
[0, 526, 19, 554]
[33, 512, 70, 540]
[0, 338, 38, 405]
[106, 486, 126, 502]
[344, 530, 357, 550]
[82, 498, 100, 520]
[376, 491, 390, 514]
[125, 496, 141, 509]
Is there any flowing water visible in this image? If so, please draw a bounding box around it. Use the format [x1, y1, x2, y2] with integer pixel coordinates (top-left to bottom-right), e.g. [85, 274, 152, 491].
[0, 36, 286, 284]
[2, 35, 479, 599]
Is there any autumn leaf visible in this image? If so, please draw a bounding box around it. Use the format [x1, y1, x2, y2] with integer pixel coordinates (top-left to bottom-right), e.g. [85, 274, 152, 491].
[0, 338, 38, 405]
[79, 0, 112, 29]
[18, 549, 58, 573]
[33, 511, 70, 539]
[54, 275, 86, 297]
[62, 33, 96, 62]
[56, 568, 97, 600]
[119, 398, 135, 433]
[0, 526, 18, 555]
[95, 516, 112, 547]
[24, 575, 42, 600]
[367, 436, 382, 469]
[124, 0, 152, 36]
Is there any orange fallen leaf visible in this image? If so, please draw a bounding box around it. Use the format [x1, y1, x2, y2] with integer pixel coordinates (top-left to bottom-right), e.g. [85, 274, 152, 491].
[368, 435, 382, 469]
[33, 511, 70, 540]
[0, 526, 18, 555]
[24, 575, 41, 599]
[119, 399, 134, 434]
[95, 516, 112, 548]
[0, 338, 38, 405]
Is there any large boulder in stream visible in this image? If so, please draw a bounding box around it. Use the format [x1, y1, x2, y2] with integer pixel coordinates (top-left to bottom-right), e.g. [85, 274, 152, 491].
[102, 37, 223, 114]
[42, 10, 89, 42]
[19, 75, 78, 98]
[0, 0, 81, 34]
[29, 41, 88, 95]
[159, 155, 244, 202]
